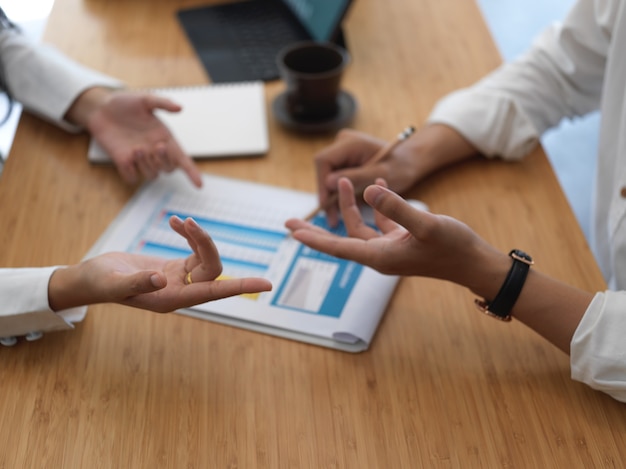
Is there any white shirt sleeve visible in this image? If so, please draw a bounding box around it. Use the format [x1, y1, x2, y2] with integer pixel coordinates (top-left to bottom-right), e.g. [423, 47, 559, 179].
[422, 0, 626, 402]
[0, 267, 87, 338]
[427, 0, 615, 160]
[571, 291, 626, 403]
[0, 28, 122, 132]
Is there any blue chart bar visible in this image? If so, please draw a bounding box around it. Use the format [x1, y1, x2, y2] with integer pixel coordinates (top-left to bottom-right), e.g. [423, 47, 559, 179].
[133, 210, 365, 317]
[139, 242, 190, 258]
[270, 215, 363, 317]
[132, 210, 287, 277]
[163, 211, 286, 252]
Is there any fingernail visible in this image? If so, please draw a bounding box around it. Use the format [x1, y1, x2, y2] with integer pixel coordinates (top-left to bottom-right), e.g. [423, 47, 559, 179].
[186, 217, 200, 229]
[150, 274, 165, 288]
[364, 185, 386, 205]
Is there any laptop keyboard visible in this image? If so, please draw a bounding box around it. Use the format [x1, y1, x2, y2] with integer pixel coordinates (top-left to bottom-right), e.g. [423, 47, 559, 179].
[219, 2, 307, 80]
[179, 1, 309, 82]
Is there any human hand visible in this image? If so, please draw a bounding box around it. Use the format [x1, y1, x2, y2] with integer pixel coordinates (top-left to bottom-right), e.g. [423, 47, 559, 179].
[315, 129, 422, 226]
[287, 177, 507, 294]
[290, 179, 596, 355]
[48, 216, 272, 313]
[79, 88, 203, 187]
[315, 125, 482, 227]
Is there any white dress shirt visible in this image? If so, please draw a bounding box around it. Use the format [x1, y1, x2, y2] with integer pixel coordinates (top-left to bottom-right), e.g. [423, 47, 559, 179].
[0, 28, 120, 340]
[429, 0, 626, 402]
[0, 267, 86, 339]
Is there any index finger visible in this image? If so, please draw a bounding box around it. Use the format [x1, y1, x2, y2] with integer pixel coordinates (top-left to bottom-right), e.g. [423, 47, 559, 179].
[337, 178, 380, 240]
[291, 227, 376, 266]
[314, 130, 370, 207]
[363, 185, 434, 237]
[168, 140, 203, 188]
[184, 217, 223, 280]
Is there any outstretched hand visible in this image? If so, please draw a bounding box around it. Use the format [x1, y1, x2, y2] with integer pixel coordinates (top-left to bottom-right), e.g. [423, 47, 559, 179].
[286, 177, 504, 289]
[288, 178, 596, 356]
[85, 90, 203, 188]
[48, 216, 272, 313]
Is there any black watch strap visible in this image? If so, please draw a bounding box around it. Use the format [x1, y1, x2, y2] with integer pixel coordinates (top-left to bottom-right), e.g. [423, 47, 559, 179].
[475, 249, 533, 321]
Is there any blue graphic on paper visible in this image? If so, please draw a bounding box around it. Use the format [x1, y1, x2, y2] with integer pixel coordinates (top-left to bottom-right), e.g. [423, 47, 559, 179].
[127, 199, 365, 318]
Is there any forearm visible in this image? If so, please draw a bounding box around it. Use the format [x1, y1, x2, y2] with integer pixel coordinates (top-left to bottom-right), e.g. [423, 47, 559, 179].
[0, 30, 121, 130]
[48, 264, 93, 311]
[403, 123, 480, 182]
[462, 244, 593, 354]
[64, 86, 114, 128]
[512, 270, 593, 353]
[399, 129, 594, 352]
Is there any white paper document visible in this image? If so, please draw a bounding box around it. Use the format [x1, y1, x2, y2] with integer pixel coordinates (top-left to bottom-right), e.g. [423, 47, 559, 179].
[87, 172, 414, 352]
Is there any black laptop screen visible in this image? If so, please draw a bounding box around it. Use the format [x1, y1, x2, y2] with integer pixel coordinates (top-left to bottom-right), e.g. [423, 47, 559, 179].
[283, 0, 351, 41]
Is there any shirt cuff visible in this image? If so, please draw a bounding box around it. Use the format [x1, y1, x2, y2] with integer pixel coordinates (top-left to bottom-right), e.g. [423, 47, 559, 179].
[0, 266, 87, 338]
[570, 291, 626, 402]
[427, 87, 541, 160]
[1, 30, 123, 132]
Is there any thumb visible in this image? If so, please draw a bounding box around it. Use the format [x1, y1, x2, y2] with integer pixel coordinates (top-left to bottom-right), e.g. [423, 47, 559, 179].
[144, 95, 182, 113]
[363, 185, 431, 235]
[115, 270, 167, 298]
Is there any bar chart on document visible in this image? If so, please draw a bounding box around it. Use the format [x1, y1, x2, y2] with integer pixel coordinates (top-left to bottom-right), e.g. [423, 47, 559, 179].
[131, 192, 285, 301]
[90, 173, 402, 351]
[126, 184, 363, 316]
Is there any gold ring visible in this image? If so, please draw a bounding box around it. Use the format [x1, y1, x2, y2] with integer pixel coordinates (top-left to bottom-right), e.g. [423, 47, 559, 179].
[185, 271, 193, 285]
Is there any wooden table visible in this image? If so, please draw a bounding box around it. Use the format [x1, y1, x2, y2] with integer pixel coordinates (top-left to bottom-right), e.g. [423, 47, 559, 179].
[1, 0, 624, 467]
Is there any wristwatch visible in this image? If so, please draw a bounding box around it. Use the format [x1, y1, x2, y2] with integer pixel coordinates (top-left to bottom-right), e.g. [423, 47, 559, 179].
[474, 249, 534, 321]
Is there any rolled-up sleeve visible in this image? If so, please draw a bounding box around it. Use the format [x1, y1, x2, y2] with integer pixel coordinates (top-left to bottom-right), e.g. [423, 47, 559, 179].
[0, 29, 122, 131]
[428, 0, 613, 160]
[0, 267, 86, 338]
[428, 87, 541, 160]
[571, 291, 626, 402]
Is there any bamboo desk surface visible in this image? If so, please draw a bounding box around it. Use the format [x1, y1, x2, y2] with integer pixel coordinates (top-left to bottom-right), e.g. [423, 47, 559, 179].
[1, 0, 624, 467]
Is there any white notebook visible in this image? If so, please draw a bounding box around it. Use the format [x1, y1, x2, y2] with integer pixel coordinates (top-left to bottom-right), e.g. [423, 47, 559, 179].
[88, 81, 269, 162]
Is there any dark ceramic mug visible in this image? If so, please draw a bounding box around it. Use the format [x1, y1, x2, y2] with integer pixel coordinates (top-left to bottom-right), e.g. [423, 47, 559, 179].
[276, 41, 350, 121]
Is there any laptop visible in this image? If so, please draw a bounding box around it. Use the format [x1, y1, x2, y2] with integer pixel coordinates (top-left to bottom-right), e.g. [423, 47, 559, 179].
[176, 0, 353, 83]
